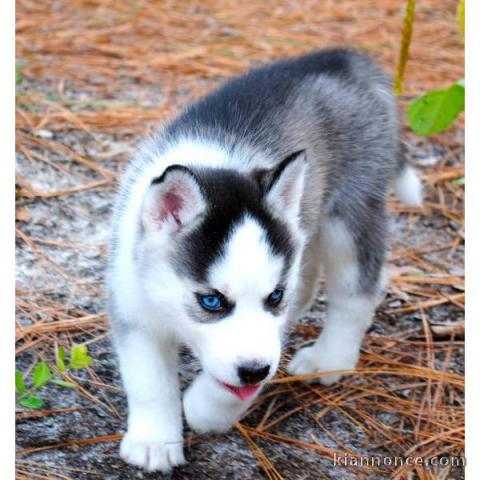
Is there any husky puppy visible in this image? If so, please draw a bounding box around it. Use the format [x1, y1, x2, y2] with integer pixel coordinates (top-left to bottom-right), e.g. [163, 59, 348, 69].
[107, 49, 422, 472]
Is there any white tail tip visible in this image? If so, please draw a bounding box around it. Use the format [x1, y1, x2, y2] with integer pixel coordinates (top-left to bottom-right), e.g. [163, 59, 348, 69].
[394, 166, 423, 207]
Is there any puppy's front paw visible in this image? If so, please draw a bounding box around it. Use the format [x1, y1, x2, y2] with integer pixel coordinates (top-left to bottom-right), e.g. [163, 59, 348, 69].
[183, 373, 247, 433]
[184, 388, 232, 433]
[120, 430, 185, 473]
[288, 343, 358, 386]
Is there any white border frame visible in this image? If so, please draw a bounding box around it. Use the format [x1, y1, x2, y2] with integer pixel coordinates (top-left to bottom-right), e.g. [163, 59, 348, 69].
[1, 0, 16, 478]
[465, 0, 478, 478]
[4, 1, 474, 479]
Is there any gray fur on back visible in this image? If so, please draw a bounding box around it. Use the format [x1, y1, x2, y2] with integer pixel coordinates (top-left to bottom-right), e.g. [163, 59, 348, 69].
[111, 49, 401, 293]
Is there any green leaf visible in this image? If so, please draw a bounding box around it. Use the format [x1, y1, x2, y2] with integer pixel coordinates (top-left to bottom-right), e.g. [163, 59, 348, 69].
[51, 378, 76, 389]
[16, 371, 26, 394]
[69, 344, 93, 369]
[56, 345, 66, 373]
[19, 395, 44, 409]
[32, 362, 53, 389]
[407, 84, 465, 136]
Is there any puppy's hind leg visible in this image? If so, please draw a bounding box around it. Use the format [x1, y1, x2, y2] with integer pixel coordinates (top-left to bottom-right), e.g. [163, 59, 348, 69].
[288, 214, 387, 385]
[287, 231, 323, 323]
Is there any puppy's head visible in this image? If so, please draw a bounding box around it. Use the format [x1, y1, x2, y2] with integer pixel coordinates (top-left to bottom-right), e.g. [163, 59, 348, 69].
[139, 151, 307, 400]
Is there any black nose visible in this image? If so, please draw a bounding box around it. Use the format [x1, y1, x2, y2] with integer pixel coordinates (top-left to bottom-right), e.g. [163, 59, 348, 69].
[237, 363, 271, 385]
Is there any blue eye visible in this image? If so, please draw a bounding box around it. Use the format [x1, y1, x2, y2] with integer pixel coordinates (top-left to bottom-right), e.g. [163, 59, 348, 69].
[267, 288, 284, 307]
[198, 294, 223, 311]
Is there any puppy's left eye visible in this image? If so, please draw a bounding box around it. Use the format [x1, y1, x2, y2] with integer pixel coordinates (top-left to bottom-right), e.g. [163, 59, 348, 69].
[266, 288, 284, 307]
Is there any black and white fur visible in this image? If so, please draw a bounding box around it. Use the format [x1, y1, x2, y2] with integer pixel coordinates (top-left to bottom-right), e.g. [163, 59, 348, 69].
[107, 49, 422, 472]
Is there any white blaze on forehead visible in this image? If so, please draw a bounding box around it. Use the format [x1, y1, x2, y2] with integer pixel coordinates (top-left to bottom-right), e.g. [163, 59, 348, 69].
[208, 216, 283, 298]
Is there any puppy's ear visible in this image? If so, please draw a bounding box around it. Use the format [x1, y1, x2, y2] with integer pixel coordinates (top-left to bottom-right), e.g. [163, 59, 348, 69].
[142, 165, 206, 234]
[261, 150, 307, 224]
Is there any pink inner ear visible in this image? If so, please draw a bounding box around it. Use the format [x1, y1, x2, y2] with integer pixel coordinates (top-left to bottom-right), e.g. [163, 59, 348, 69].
[279, 181, 294, 208]
[160, 189, 184, 226]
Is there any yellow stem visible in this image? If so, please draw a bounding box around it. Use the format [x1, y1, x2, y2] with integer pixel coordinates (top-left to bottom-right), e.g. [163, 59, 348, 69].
[394, 0, 416, 95]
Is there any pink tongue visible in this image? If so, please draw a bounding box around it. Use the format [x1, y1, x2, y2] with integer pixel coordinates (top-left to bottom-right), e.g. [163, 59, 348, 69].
[225, 384, 260, 401]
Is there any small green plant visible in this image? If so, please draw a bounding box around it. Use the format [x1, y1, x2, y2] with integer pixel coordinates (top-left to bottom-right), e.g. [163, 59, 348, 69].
[15, 60, 28, 85]
[15, 344, 93, 409]
[16, 66, 23, 85]
[404, 0, 464, 137]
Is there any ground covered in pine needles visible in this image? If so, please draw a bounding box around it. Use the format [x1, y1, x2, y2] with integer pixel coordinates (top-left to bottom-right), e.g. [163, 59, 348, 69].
[15, 1, 464, 478]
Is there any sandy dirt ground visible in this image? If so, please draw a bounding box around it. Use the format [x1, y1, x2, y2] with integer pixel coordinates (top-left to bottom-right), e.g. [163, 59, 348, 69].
[16, 1, 464, 479]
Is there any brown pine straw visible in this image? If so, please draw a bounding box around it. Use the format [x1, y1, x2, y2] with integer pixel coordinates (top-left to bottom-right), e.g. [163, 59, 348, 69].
[16, 0, 464, 478]
[16, 459, 100, 479]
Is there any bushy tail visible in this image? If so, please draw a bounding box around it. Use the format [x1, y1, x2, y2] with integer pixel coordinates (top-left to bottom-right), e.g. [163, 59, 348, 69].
[394, 143, 423, 207]
[394, 164, 423, 207]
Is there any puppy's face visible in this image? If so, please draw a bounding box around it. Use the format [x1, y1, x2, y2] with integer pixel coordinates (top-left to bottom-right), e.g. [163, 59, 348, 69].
[139, 151, 306, 401]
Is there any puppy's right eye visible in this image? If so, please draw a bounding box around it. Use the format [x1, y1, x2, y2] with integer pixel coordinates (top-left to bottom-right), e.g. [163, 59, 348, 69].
[266, 288, 284, 307]
[197, 294, 224, 312]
